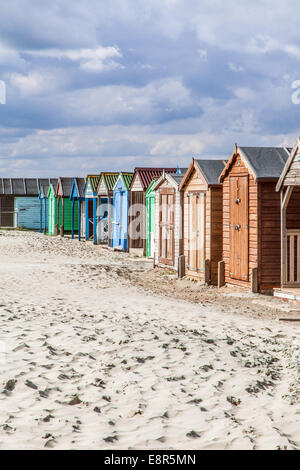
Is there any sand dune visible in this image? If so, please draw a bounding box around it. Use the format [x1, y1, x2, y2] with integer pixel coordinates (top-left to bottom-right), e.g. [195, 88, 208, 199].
[0, 230, 299, 450]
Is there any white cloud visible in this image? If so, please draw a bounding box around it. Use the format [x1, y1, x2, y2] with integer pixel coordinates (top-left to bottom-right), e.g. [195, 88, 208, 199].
[10, 71, 57, 96]
[26, 45, 123, 71]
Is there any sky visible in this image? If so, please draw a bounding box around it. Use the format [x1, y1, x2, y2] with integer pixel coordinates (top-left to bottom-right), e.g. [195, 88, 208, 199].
[1, 0, 300, 176]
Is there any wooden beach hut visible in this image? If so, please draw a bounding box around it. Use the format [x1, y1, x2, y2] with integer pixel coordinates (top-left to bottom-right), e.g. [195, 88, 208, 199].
[128, 168, 177, 255]
[273, 138, 300, 302]
[0, 178, 52, 230]
[111, 172, 134, 251]
[179, 159, 226, 284]
[145, 179, 156, 258]
[39, 179, 58, 233]
[55, 177, 79, 236]
[152, 170, 186, 271]
[70, 177, 86, 241]
[96, 172, 119, 246]
[84, 175, 100, 243]
[219, 145, 290, 293]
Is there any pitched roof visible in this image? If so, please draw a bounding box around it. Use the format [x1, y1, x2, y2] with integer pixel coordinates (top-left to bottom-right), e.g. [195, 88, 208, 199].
[195, 160, 227, 185]
[103, 172, 119, 192]
[220, 146, 291, 182]
[115, 172, 134, 191]
[130, 167, 177, 191]
[86, 175, 100, 193]
[0, 178, 56, 196]
[70, 177, 86, 198]
[76, 177, 86, 197]
[57, 177, 74, 197]
[40, 179, 58, 198]
[276, 138, 300, 191]
[97, 172, 119, 194]
[152, 168, 187, 191]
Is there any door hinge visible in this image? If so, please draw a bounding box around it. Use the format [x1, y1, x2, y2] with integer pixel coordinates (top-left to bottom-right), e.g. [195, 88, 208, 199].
[245, 225, 249, 229]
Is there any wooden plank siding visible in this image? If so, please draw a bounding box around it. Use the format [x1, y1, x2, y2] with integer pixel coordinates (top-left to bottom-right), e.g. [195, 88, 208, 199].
[258, 182, 281, 290]
[222, 153, 257, 289]
[154, 179, 183, 271]
[210, 186, 223, 285]
[182, 169, 223, 285]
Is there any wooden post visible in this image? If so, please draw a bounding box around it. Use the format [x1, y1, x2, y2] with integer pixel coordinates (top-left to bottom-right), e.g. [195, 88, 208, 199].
[218, 261, 225, 288]
[251, 267, 258, 293]
[178, 255, 185, 279]
[153, 252, 156, 269]
[204, 259, 210, 284]
[281, 186, 293, 286]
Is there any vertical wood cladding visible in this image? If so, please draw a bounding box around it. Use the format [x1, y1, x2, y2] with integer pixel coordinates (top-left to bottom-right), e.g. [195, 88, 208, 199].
[222, 153, 257, 289]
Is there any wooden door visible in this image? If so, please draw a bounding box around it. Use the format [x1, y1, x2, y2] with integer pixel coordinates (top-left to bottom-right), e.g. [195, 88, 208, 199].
[187, 192, 205, 275]
[0, 196, 14, 227]
[159, 189, 175, 265]
[229, 176, 249, 281]
[129, 191, 145, 249]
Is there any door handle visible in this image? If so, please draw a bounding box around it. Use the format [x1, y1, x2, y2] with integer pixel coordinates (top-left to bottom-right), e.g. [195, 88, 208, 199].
[235, 225, 241, 231]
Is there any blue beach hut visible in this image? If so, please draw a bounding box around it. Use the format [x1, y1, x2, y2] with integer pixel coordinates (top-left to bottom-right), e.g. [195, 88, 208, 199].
[84, 175, 100, 243]
[14, 178, 52, 230]
[70, 177, 86, 240]
[111, 172, 134, 251]
[39, 178, 58, 233]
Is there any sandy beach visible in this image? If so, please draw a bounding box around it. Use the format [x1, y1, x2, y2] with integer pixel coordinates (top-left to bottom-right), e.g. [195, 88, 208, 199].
[0, 230, 299, 450]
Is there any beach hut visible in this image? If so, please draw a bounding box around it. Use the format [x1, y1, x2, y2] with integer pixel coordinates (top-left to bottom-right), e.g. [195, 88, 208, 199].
[70, 177, 86, 240]
[128, 168, 177, 255]
[273, 138, 300, 301]
[219, 145, 290, 293]
[56, 177, 79, 236]
[145, 179, 157, 258]
[39, 179, 58, 233]
[152, 170, 186, 271]
[96, 172, 119, 246]
[0, 178, 52, 230]
[179, 159, 226, 284]
[0, 179, 17, 227]
[84, 175, 100, 242]
[47, 182, 58, 235]
[111, 172, 134, 251]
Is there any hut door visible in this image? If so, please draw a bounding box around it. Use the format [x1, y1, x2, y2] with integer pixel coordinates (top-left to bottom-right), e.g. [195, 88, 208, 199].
[129, 191, 144, 249]
[229, 176, 249, 281]
[0, 196, 14, 227]
[159, 189, 175, 265]
[187, 192, 205, 275]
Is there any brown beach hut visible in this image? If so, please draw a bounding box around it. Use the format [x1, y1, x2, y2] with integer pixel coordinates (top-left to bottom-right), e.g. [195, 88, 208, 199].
[179, 158, 226, 285]
[219, 145, 290, 293]
[152, 170, 187, 272]
[128, 168, 177, 255]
